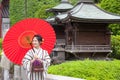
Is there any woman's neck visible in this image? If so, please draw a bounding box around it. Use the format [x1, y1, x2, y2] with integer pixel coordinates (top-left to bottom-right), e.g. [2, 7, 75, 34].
[34, 46, 40, 49]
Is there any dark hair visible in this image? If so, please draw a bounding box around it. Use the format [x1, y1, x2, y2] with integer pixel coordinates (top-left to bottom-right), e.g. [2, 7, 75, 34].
[33, 34, 42, 43]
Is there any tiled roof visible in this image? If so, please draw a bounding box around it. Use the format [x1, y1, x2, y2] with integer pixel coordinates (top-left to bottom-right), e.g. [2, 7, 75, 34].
[56, 0, 120, 23]
[47, 0, 73, 12]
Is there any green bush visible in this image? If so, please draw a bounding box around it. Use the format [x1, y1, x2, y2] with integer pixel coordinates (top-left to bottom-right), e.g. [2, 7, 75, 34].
[100, 0, 120, 35]
[48, 59, 120, 80]
[109, 24, 120, 35]
[111, 35, 120, 59]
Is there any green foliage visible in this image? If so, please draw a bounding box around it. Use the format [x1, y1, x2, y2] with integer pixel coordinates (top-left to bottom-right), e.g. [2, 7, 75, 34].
[9, 0, 60, 25]
[26, 0, 40, 18]
[35, 0, 79, 18]
[34, 0, 60, 19]
[109, 24, 120, 35]
[69, 0, 79, 5]
[111, 35, 120, 59]
[94, 0, 102, 3]
[100, 0, 120, 35]
[10, 0, 25, 25]
[48, 60, 120, 80]
[100, 0, 120, 14]
[0, 38, 2, 49]
[10, 0, 79, 25]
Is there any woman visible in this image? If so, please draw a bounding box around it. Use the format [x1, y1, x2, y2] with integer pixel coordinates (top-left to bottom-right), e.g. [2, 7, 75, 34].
[22, 35, 51, 80]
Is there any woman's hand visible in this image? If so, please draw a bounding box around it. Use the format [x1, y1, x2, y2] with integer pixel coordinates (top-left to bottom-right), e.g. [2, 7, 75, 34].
[31, 54, 39, 63]
[38, 58, 43, 63]
[34, 54, 39, 59]
[31, 58, 35, 63]
[32, 54, 43, 63]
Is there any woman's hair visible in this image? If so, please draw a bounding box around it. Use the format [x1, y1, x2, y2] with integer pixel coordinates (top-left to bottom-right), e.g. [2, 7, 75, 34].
[32, 34, 42, 43]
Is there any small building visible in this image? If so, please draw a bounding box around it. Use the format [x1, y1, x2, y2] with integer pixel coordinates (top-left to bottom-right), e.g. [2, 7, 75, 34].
[46, 0, 73, 15]
[46, 0, 73, 63]
[48, 0, 120, 60]
[46, 0, 73, 24]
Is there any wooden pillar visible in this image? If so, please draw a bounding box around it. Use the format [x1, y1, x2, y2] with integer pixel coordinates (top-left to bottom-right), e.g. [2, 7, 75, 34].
[72, 23, 78, 45]
[74, 24, 77, 45]
[105, 26, 111, 45]
[65, 23, 69, 45]
[67, 22, 73, 45]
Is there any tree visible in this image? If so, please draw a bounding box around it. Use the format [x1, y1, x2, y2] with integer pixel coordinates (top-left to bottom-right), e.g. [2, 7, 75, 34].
[34, 0, 60, 19]
[10, 0, 60, 25]
[10, 0, 25, 25]
[10, 0, 81, 25]
[100, 0, 120, 35]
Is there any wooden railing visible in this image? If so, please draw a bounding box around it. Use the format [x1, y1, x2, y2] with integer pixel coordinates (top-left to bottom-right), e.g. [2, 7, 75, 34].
[53, 39, 65, 51]
[53, 44, 65, 51]
[65, 45, 112, 53]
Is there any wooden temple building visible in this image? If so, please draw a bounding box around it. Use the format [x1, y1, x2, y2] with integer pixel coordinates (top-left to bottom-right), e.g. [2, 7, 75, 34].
[0, 0, 10, 38]
[47, 0, 120, 61]
[46, 0, 73, 61]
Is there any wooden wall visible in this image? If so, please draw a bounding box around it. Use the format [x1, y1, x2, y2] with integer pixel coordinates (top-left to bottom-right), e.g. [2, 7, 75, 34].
[72, 23, 110, 45]
[53, 25, 65, 39]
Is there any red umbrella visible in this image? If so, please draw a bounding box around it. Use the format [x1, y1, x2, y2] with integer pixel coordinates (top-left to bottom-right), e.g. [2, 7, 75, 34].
[3, 18, 56, 65]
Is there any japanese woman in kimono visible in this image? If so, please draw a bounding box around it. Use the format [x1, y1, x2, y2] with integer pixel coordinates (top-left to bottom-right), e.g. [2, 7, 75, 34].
[22, 35, 51, 80]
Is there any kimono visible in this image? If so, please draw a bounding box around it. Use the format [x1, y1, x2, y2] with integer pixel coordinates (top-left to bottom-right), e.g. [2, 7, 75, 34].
[22, 47, 51, 80]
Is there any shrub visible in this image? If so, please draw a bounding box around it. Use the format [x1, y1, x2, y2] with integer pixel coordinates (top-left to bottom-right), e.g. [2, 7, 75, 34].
[111, 35, 120, 59]
[48, 60, 120, 80]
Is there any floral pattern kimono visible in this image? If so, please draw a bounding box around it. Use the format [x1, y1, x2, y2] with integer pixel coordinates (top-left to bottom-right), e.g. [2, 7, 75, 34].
[22, 47, 51, 80]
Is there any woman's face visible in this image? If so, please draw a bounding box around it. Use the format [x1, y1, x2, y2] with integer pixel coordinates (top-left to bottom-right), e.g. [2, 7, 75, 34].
[32, 37, 40, 48]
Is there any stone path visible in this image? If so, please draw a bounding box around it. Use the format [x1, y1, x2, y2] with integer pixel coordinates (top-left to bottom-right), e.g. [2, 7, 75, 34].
[46, 74, 84, 80]
[0, 74, 84, 80]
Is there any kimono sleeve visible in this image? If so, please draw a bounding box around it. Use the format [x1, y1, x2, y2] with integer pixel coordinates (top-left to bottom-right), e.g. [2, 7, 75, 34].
[22, 50, 33, 71]
[43, 50, 51, 71]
